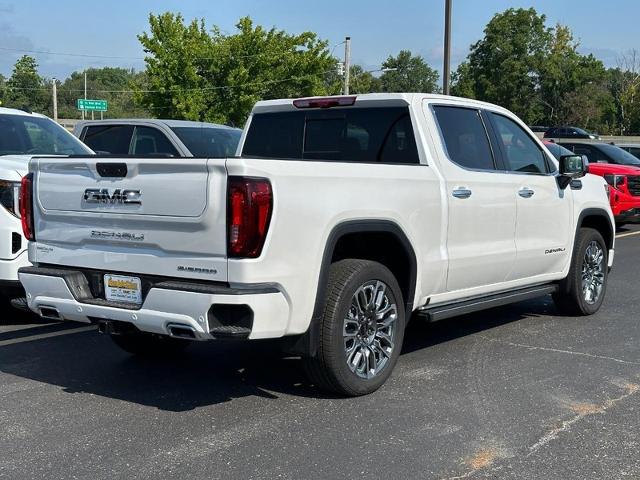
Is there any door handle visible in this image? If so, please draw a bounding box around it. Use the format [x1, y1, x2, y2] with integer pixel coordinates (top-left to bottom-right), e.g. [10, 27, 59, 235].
[518, 188, 535, 198]
[452, 188, 472, 199]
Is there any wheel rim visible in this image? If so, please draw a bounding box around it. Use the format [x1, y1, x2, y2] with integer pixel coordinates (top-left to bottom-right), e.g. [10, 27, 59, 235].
[343, 280, 398, 380]
[582, 240, 605, 305]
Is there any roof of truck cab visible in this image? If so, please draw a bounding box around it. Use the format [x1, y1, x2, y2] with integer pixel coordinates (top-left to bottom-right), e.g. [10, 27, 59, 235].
[252, 93, 513, 115]
[0, 107, 48, 118]
[75, 119, 240, 130]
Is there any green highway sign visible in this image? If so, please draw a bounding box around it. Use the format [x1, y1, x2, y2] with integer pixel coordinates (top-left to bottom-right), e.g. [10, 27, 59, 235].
[77, 99, 108, 111]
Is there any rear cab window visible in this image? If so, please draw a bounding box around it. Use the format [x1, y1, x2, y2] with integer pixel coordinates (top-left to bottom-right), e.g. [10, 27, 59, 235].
[130, 126, 178, 157]
[242, 106, 419, 164]
[172, 127, 241, 157]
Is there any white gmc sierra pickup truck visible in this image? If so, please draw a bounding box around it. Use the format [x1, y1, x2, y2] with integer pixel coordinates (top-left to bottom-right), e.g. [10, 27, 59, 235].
[18, 94, 615, 396]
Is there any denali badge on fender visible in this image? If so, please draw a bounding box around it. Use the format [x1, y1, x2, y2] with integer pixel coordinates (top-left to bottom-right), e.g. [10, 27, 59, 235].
[83, 188, 142, 205]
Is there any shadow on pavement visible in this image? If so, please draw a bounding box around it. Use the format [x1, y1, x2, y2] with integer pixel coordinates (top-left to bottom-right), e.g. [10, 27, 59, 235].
[0, 297, 555, 411]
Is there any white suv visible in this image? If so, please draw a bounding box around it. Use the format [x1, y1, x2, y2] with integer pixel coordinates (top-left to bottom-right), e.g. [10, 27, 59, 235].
[0, 107, 92, 303]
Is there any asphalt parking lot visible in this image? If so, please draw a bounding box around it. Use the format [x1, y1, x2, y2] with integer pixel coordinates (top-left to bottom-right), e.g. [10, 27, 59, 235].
[2, 226, 640, 480]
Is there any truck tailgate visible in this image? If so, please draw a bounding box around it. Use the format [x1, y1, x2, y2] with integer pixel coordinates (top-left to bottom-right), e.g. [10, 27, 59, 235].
[31, 157, 229, 282]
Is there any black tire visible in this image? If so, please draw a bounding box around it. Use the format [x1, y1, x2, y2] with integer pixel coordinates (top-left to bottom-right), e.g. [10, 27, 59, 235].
[109, 331, 190, 356]
[303, 259, 406, 396]
[553, 227, 608, 316]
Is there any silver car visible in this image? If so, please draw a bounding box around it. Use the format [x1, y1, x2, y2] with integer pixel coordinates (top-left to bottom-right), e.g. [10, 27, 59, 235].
[74, 119, 242, 158]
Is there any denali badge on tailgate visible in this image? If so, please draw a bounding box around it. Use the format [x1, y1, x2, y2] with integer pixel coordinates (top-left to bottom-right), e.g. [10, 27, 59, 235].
[91, 230, 145, 241]
[83, 188, 142, 205]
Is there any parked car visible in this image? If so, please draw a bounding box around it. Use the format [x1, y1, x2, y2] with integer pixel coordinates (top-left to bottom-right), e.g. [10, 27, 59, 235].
[19, 94, 614, 396]
[542, 140, 573, 164]
[545, 142, 640, 226]
[529, 125, 550, 133]
[615, 143, 640, 160]
[544, 126, 600, 140]
[0, 107, 93, 304]
[74, 119, 242, 157]
[559, 141, 640, 167]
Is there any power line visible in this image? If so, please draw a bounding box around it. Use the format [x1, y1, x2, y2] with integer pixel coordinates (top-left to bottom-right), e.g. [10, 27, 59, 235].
[0, 43, 346, 62]
[0, 46, 144, 60]
[3, 69, 337, 94]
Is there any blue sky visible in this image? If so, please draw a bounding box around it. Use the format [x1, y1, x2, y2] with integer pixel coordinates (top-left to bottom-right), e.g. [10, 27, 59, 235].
[0, 0, 638, 80]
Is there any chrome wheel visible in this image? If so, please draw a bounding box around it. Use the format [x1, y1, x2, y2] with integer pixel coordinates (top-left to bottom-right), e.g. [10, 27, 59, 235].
[343, 280, 398, 380]
[582, 240, 605, 305]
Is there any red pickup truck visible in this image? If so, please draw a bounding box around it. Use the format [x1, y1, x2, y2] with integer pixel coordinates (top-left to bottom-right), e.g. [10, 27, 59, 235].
[590, 163, 640, 226]
[544, 141, 640, 226]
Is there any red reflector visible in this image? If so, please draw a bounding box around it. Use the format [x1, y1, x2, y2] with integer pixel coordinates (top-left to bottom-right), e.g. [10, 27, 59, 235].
[227, 177, 273, 258]
[19, 173, 35, 241]
[293, 96, 357, 109]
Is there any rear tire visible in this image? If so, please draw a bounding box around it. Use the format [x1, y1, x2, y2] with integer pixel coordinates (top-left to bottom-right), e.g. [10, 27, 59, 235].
[303, 259, 405, 397]
[553, 228, 608, 316]
[109, 331, 190, 356]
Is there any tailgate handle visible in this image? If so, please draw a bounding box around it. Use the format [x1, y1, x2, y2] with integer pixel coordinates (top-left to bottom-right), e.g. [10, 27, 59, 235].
[97, 163, 128, 178]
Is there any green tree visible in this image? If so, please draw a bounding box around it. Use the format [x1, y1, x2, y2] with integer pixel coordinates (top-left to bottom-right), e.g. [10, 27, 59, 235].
[57, 67, 150, 119]
[538, 25, 612, 129]
[0, 74, 6, 107]
[5, 55, 48, 112]
[450, 62, 475, 98]
[138, 13, 336, 126]
[453, 8, 616, 131]
[609, 51, 640, 134]
[452, 8, 550, 124]
[348, 65, 381, 94]
[379, 50, 439, 93]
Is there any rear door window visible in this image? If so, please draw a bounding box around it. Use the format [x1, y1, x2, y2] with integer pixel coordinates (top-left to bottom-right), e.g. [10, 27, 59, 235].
[130, 126, 178, 156]
[82, 125, 134, 155]
[432, 106, 496, 171]
[242, 107, 419, 164]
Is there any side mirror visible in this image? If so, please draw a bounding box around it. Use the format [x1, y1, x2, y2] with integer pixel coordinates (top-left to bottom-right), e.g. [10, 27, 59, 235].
[558, 154, 588, 189]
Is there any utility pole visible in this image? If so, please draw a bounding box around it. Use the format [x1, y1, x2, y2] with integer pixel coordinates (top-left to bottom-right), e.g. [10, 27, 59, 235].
[343, 36, 351, 95]
[52, 78, 58, 122]
[82, 71, 87, 120]
[443, 0, 453, 95]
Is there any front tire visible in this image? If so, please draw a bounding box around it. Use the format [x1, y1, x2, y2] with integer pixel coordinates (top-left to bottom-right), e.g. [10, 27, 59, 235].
[553, 228, 608, 316]
[303, 259, 405, 396]
[110, 331, 190, 356]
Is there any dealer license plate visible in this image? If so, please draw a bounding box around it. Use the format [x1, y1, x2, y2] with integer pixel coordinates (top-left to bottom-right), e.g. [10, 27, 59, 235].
[104, 274, 142, 305]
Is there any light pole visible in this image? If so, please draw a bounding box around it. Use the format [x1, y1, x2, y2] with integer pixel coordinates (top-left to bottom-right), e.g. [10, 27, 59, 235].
[343, 36, 352, 95]
[52, 78, 58, 122]
[443, 0, 452, 95]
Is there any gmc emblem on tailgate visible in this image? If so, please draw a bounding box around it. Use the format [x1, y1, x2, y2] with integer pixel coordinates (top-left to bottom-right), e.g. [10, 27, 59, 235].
[83, 189, 142, 205]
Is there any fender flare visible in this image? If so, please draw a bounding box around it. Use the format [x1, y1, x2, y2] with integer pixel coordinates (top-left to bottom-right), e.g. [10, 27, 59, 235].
[576, 208, 614, 249]
[286, 219, 417, 357]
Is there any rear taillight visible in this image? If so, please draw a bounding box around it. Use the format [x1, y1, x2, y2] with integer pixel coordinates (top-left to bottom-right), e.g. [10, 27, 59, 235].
[227, 177, 272, 258]
[19, 173, 35, 241]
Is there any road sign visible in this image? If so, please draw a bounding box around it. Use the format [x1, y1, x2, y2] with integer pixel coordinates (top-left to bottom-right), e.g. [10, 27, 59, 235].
[77, 99, 108, 112]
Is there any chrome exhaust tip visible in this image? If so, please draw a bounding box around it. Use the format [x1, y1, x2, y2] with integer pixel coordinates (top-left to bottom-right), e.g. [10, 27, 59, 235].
[167, 323, 197, 340]
[39, 306, 61, 321]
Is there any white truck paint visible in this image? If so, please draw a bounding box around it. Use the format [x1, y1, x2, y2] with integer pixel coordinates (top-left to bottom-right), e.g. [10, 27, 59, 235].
[18, 94, 615, 395]
[0, 107, 92, 298]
